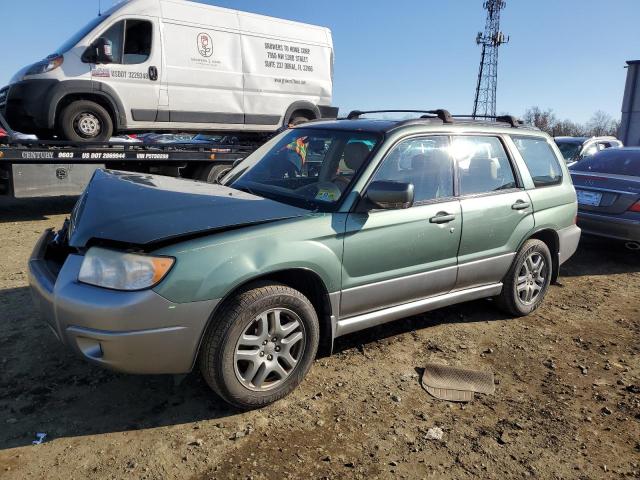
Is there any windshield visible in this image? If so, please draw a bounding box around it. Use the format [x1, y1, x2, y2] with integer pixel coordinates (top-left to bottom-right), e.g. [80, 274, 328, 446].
[57, 14, 111, 53]
[555, 141, 582, 163]
[570, 150, 640, 177]
[224, 128, 381, 210]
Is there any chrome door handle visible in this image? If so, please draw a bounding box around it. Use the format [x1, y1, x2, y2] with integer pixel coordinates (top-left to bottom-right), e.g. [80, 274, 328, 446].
[511, 200, 531, 210]
[429, 212, 456, 224]
[148, 66, 158, 81]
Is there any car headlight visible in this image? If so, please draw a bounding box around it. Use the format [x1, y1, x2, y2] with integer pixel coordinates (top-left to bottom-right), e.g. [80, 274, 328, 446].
[78, 247, 175, 291]
[24, 55, 64, 77]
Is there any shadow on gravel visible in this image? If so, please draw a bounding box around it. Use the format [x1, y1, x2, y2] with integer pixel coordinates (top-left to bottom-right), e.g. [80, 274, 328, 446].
[0, 197, 77, 223]
[561, 235, 640, 277]
[333, 298, 510, 355]
[0, 286, 239, 450]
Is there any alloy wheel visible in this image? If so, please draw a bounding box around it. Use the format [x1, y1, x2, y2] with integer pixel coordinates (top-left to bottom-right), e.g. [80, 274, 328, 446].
[233, 308, 305, 391]
[516, 252, 547, 305]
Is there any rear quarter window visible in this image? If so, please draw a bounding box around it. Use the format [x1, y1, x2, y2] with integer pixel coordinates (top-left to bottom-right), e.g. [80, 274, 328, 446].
[512, 137, 563, 187]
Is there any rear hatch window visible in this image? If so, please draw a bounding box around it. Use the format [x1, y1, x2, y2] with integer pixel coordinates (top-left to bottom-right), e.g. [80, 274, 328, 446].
[570, 150, 640, 177]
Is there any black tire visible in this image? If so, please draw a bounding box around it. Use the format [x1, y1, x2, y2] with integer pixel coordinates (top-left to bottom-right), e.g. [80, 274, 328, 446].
[197, 163, 232, 184]
[288, 114, 313, 127]
[495, 239, 553, 317]
[59, 100, 113, 142]
[199, 281, 319, 409]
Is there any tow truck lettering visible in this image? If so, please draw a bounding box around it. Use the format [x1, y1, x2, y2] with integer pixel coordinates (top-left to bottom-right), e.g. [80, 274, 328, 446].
[136, 153, 169, 159]
[21, 152, 55, 159]
[81, 152, 126, 159]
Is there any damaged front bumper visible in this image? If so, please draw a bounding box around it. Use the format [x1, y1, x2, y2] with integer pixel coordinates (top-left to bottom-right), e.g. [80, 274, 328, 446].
[28, 229, 218, 374]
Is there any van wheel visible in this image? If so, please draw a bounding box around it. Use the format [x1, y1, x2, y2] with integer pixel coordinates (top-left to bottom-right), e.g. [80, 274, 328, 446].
[288, 114, 313, 127]
[199, 282, 319, 409]
[60, 100, 113, 142]
[197, 164, 232, 184]
[495, 239, 553, 317]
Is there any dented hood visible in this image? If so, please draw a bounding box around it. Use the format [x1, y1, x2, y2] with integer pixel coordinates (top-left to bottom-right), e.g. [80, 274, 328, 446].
[68, 170, 309, 248]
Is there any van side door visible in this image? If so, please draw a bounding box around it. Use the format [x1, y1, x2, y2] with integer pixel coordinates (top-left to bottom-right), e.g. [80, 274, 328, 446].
[84, 17, 163, 125]
[161, 11, 244, 127]
[341, 136, 462, 319]
[453, 135, 535, 290]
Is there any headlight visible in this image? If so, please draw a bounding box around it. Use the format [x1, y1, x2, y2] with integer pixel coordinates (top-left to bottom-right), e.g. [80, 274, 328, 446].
[24, 55, 64, 77]
[78, 247, 174, 291]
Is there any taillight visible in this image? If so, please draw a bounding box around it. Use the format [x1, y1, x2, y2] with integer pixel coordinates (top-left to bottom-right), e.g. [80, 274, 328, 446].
[629, 201, 640, 213]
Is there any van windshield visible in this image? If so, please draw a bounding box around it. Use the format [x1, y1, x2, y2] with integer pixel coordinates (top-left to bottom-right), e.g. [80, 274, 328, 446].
[225, 128, 381, 211]
[57, 14, 111, 54]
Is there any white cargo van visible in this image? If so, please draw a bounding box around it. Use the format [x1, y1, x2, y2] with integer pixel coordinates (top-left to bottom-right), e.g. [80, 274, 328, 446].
[0, 0, 337, 141]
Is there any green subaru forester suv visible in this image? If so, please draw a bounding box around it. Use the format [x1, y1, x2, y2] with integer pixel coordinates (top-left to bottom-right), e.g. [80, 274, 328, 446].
[29, 110, 581, 408]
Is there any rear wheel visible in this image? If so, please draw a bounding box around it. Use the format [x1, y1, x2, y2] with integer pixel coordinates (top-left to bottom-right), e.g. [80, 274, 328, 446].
[197, 163, 232, 184]
[199, 282, 319, 409]
[495, 239, 552, 317]
[59, 100, 113, 142]
[287, 112, 314, 127]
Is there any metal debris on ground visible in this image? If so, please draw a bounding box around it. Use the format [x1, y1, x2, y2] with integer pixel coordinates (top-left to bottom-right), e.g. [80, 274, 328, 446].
[421, 363, 495, 402]
[425, 427, 444, 441]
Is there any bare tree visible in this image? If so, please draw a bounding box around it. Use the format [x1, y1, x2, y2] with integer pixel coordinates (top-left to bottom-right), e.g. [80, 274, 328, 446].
[586, 110, 615, 137]
[521, 107, 620, 139]
[551, 119, 585, 137]
[522, 107, 557, 135]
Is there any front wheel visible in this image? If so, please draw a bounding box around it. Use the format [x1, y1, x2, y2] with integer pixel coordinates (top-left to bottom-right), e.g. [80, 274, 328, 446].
[199, 282, 319, 409]
[59, 100, 113, 142]
[495, 239, 553, 317]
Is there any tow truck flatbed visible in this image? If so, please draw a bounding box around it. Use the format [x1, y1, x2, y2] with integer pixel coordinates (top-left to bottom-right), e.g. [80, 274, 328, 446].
[0, 111, 263, 198]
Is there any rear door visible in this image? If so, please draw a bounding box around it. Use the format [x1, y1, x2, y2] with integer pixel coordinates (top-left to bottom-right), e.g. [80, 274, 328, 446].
[453, 135, 535, 290]
[341, 136, 462, 318]
[239, 13, 333, 126]
[89, 17, 163, 124]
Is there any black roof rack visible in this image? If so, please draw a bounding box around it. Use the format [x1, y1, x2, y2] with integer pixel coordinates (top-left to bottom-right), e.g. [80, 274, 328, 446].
[346, 109, 454, 124]
[345, 110, 526, 128]
[451, 114, 524, 128]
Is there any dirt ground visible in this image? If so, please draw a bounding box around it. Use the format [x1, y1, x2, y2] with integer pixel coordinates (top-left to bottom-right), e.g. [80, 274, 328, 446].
[0, 196, 638, 480]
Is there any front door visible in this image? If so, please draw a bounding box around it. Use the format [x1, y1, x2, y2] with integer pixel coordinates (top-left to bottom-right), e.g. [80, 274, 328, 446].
[451, 135, 535, 289]
[341, 136, 462, 318]
[89, 17, 163, 125]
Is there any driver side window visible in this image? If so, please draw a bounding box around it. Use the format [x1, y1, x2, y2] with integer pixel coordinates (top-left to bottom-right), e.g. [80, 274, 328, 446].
[371, 136, 454, 203]
[98, 21, 124, 64]
[86, 19, 152, 65]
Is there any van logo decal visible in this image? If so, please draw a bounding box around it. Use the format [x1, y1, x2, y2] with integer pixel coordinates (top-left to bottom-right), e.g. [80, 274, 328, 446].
[197, 33, 213, 57]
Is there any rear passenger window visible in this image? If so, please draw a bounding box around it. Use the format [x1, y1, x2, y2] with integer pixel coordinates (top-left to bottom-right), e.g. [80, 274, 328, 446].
[512, 137, 563, 187]
[372, 136, 454, 203]
[452, 136, 517, 195]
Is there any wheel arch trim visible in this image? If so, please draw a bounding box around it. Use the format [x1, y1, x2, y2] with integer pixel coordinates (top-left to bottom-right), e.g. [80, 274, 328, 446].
[518, 227, 561, 283]
[190, 267, 336, 370]
[283, 101, 320, 126]
[48, 80, 126, 130]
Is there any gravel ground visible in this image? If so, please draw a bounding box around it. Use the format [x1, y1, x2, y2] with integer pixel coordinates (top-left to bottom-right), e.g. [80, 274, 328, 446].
[0, 196, 638, 479]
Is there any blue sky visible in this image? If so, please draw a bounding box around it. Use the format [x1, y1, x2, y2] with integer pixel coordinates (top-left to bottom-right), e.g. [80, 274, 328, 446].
[1, 0, 638, 123]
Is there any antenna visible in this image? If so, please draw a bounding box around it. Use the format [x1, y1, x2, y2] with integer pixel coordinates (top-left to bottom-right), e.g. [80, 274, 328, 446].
[472, 0, 509, 119]
[98, 0, 102, 16]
